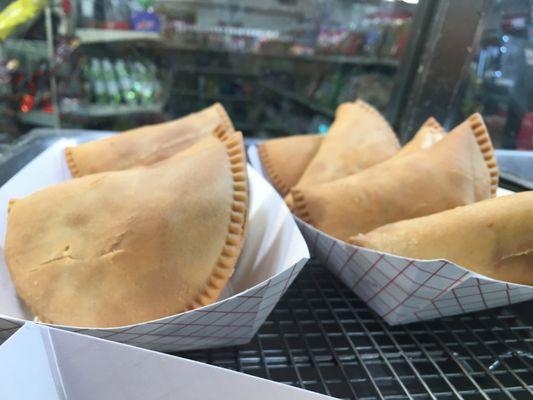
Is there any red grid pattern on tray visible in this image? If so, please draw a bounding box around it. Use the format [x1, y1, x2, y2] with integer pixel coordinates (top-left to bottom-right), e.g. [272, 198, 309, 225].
[297, 219, 533, 325]
[0, 259, 307, 352]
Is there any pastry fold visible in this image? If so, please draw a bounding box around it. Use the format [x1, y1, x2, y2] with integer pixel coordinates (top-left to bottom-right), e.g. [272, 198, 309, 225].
[291, 113, 498, 240]
[65, 103, 233, 177]
[284, 117, 445, 209]
[5, 127, 248, 327]
[350, 192, 533, 285]
[258, 134, 322, 196]
[295, 100, 400, 187]
[397, 117, 445, 156]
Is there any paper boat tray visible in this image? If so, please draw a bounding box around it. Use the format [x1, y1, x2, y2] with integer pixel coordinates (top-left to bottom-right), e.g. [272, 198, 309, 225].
[0, 138, 309, 351]
[248, 145, 533, 325]
[0, 323, 336, 400]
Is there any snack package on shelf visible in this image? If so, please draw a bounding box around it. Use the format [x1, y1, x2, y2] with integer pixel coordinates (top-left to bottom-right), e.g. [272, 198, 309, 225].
[0, 0, 46, 41]
[249, 100, 533, 324]
[0, 105, 309, 351]
[7, 57, 54, 116]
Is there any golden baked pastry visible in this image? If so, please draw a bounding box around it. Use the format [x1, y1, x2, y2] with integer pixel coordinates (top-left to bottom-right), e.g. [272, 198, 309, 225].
[65, 103, 233, 177]
[258, 134, 323, 196]
[291, 113, 498, 240]
[295, 100, 399, 187]
[284, 117, 444, 209]
[5, 127, 248, 327]
[397, 117, 445, 156]
[350, 192, 533, 285]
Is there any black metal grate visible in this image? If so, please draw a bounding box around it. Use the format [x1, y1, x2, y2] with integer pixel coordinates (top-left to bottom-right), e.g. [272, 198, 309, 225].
[176, 260, 533, 400]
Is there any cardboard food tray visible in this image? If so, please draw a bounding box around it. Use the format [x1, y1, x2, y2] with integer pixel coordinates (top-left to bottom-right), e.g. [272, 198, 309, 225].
[0, 323, 336, 400]
[0, 135, 310, 351]
[248, 145, 533, 325]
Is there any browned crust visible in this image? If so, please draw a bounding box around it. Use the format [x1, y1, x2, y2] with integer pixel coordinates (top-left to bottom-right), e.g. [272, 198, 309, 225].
[354, 100, 400, 147]
[346, 236, 358, 246]
[212, 102, 235, 132]
[290, 101, 396, 227]
[64, 147, 80, 177]
[258, 142, 290, 195]
[64, 103, 234, 179]
[468, 113, 499, 195]
[7, 199, 16, 214]
[187, 126, 248, 310]
[422, 117, 444, 133]
[290, 188, 313, 225]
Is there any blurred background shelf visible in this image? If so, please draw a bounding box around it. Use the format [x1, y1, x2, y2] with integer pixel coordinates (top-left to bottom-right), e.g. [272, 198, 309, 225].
[76, 28, 161, 44]
[0, 0, 414, 137]
[2, 39, 48, 58]
[260, 83, 335, 119]
[62, 103, 164, 118]
[156, 42, 399, 67]
[173, 90, 254, 103]
[17, 111, 57, 127]
[173, 66, 259, 78]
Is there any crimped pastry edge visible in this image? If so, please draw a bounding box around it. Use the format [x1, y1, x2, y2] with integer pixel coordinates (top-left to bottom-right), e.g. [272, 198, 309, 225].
[64, 147, 80, 177]
[63, 103, 234, 179]
[353, 99, 400, 148]
[468, 113, 499, 195]
[421, 116, 444, 133]
[258, 142, 291, 196]
[212, 102, 235, 132]
[290, 187, 313, 225]
[186, 126, 249, 310]
[9, 125, 249, 326]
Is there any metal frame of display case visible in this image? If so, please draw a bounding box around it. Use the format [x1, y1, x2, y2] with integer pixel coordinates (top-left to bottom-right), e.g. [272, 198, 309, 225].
[388, 0, 489, 141]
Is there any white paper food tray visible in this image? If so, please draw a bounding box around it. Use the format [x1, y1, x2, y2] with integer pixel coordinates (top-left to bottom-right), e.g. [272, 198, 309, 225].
[248, 145, 533, 325]
[0, 140, 310, 351]
[0, 323, 336, 400]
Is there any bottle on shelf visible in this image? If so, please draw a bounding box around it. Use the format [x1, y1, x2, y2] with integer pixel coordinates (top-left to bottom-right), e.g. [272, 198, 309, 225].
[102, 58, 122, 105]
[78, 0, 96, 28]
[130, 60, 153, 104]
[89, 58, 109, 104]
[114, 59, 137, 104]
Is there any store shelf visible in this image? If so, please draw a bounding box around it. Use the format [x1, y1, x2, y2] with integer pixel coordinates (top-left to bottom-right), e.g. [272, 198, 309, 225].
[63, 103, 163, 117]
[155, 42, 399, 68]
[260, 83, 335, 118]
[263, 109, 299, 133]
[269, 52, 400, 67]
[174, 66, 259, 78]
[160, 1, 304, 18]
[76, 28, 160, 44]
[3, 39, 48, 58]
[173, 90, 254, 103]
[17, 111, 57, 127]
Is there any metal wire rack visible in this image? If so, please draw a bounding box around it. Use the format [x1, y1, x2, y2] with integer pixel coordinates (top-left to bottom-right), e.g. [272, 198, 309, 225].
[176, 260, 533, 400]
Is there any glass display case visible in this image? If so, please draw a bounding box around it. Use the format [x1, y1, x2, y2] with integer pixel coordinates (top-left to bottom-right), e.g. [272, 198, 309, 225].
[456, 0, 532, 151]
[0, 3, 532, 399]
[0, 0, 423, 141]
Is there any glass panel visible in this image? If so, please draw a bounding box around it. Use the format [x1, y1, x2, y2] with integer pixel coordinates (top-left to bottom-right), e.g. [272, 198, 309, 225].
[457, 0, 532, 150]
[0, 0, 421, 142]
